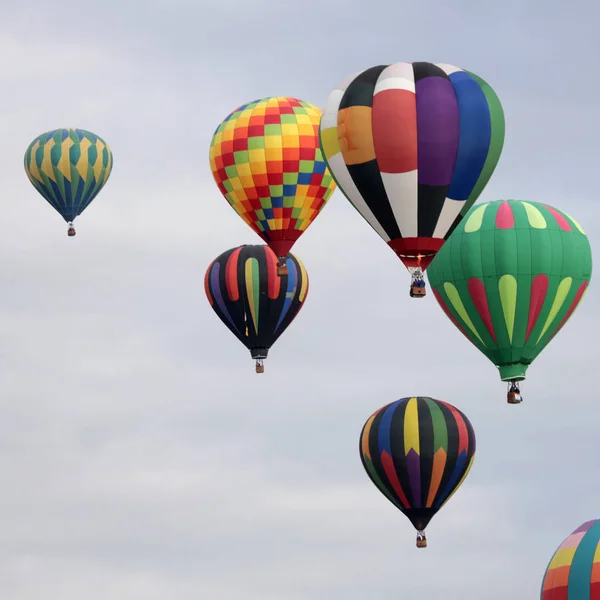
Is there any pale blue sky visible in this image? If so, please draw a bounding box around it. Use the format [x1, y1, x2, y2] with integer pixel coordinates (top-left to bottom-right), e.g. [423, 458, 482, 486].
[0, 0, 597, 598]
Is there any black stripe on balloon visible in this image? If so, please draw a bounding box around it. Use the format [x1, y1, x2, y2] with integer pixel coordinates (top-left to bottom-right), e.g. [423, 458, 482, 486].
[367, 405, 405, 511]
[417, 184, 449, 237]
[339, 65, 388, 109]
[346, 162, 403, 239]
[432, 402, 460, 508]
[417, 398, 434, 508]
[340, 67, 403, 240]
[412, 61, 447, 82]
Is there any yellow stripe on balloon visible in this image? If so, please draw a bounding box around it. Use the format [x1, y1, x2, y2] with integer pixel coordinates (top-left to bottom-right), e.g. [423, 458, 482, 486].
[548, 547, 577, 569]
[27, 141, 43, 183]
[93, 140, 104, 182]
[58, 137, 74, 181]
[536, 277, 572, 344]
[76, 137, 92, 180]
[320, 127, 341, 159]
[41, 139, 57, 182]
[298, 260, 308, 302]
[522, 201, 547, 229]
[498, 274, 517, 343]
[403, 398, 420, 455]
[567, 213, 586, 234]
[443, 282, 486, 345]
[464, 203, 487, 233]
[245, 259, 258, 332]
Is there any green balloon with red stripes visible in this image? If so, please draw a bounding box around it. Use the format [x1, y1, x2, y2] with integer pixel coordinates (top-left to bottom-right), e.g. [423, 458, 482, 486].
[427, 200, 592, 382]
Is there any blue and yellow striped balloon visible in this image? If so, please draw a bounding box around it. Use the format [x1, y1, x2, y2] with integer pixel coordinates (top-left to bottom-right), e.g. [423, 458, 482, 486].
[24, 128, 113, 235]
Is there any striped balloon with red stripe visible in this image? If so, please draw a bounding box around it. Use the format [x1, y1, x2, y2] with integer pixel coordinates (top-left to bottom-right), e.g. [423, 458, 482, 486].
[541, 519, 600, 600]
[359, 397, 476, 538]
[205, 244, 309, 367]
[427, 200, 592, 384]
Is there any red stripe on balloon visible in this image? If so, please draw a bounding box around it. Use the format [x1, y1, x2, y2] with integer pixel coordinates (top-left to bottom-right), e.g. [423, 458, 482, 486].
[495, 201, 514, 229]
[372, 89, 418, 174]
[225, 247, 242, 301]
[525, 274, 549, 341]
[544, 205, 572, 231]
[381, 451, 411, 509]
[548, 281, 588, 342]
[439, 401, 470, 454]
[467, 278, 497, 342]
[265, 248, 280, 299]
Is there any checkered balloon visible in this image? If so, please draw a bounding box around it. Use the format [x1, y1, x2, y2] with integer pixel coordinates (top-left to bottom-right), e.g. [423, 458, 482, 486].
[209, 97, 337, 260]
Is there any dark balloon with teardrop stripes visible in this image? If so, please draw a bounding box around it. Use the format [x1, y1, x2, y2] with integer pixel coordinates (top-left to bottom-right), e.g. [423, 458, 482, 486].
[360, 397, 476, 540]
[205, 244, 308, 371]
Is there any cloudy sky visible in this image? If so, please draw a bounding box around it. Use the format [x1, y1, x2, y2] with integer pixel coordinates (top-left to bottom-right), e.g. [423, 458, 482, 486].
[0, 0, 597, 598]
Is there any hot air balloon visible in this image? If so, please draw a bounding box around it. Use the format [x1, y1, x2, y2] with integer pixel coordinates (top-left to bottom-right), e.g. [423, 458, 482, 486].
[427, 200, 592, 404]
[209, 97, 337, 276]
[24, 128, 113, 236]
[320, 62, 505, 297]
[360, 396, 476, 548]
[205, 244, 308, 372]
[540, 518, 600, 599]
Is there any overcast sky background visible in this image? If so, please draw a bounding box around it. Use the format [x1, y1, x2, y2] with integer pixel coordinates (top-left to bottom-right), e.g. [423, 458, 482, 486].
[0, 0, 597, 598]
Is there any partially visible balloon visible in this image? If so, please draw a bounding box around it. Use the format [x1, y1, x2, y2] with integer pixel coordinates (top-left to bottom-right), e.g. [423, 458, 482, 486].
[360, 396, 476, 548]
[540, 518, 600, 600]
[204, 244, 308, 372]
[209, 97, 337, 275]
[320, 62, 504, 297]
[427, 200, 592, 403]
[24, 128, 113, 236]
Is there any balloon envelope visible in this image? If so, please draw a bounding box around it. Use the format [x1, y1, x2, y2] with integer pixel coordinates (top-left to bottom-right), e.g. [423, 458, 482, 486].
[24, 128, 113, 224]
[541, 518, 600, 599]
[209, 97, 337, 261]
[360, 396, 476, 537]
[320, 62, 504, 272]
[204, 244, 308, 370]
[427, 200, 592, 382]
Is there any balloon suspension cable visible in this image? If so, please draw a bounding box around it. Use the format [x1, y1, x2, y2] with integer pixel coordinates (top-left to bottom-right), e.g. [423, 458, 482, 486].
[255, 359, 265, 374]
[409, 262, 426, 298]
[277, 258, 288, 277]
[506, 381, 523, 405]
[67, 222, 76, 237]
[416, 530, 427, 548]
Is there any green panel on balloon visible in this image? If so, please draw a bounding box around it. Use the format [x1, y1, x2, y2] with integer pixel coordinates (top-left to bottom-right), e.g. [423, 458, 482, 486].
[427, 200, 592, 382]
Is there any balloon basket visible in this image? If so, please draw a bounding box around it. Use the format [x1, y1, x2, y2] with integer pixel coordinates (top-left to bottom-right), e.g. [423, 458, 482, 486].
[67, 222, 76, 237]
[277, 263, 288, 276]
[416, 538, 427, 548]
[507, 392, 522, 404]
[255, 361, 265, 374]
[410, 285, 426, 298]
